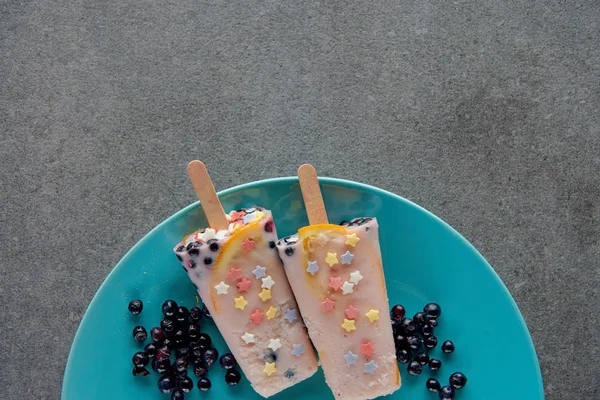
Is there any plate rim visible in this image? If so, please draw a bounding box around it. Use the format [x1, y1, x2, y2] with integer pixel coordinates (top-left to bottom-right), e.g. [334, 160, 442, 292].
[62, 176, 545, 398]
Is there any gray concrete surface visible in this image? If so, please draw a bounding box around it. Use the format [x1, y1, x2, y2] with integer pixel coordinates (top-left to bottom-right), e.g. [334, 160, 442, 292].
[1, 1, 598, 399]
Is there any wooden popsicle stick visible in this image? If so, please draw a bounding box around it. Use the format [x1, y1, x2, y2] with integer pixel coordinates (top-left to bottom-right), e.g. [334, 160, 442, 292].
[187, 160, 229, 230]
[298, 164, 329, 225]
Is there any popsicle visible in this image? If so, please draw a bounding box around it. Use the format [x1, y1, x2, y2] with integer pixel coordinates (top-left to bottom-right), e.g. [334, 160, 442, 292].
[174, 161, 318, 398]
[276, 165, 401, 400]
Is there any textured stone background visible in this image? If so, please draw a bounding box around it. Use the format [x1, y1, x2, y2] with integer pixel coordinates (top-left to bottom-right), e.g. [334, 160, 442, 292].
[1, 1, 598, 399]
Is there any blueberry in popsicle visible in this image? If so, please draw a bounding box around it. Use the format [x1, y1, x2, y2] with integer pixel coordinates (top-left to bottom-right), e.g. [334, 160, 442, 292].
[276, 164, 401, 400]
[174, 161, 318, 398]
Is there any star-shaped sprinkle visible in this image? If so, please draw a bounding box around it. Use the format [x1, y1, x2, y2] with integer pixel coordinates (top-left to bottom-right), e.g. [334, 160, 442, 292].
[266, 306, 278, 320]
[325, 252, 339, 267]
[365, 309, 380, 323]
[241, 238, 255, 252]
[284, 309, 298, 323]
[258, 288, 272, 302]
[215, 230, 228, 240]
[329, 276, 343, 291]
[349, 270, 363, 285]
[306, 261, 319, 275]
[344, 351, 358, 365]
[345, 233, 360, 247]
[341, 281, 355, 295]
[203, 228, 216, 240]
[341, 251, 355, 265]
[242, 213, 255, 224]
[237, 278, 252, 292]
[261, 275, 275, 289]
[228, 268, 243, 282]
[344, 305, 360, 319]
[230, 211, 246, 220]
[263, 362, 276, 376]
[321, 297, 336, 312]
[250, 309, 264, 325]
[361, 341, 375, 357]
[341, 318, 356, 332]
[252, 265, 267, 279]
[215, 281, 230, 295]
[364, 360, 378, 374]
[241, 332, 255, 344]
[254, 211, 265, 221]
[292, 344, 305, 357]
[234, 296, 248, 310]
[267, 338, 282, 351]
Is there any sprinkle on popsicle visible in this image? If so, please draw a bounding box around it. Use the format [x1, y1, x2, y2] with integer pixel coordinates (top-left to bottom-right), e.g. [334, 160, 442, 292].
[234, 296, 248, 310]
[340, 251, 355, 264]
[326, 252, 339, 267]
[341, 319, 356, 332]
[241, 332, 255, 344]
[268, 338, 282, 351]
[344, 351, 358, 365]
[284, 309, 298, 323]
[321, 297, 336, 312]
[345, 233, 360, 247]
[237, 278, 252, 292]
[250, 309, 264, 325]
[292, 344, 305, 357]
[228, 268, 243, 282]
[341, 281, 355, 295]
[264, 362, 277, 376]
[306, 261, 319, 275]
[349, 270, 363, 285]
[344, 305, 359, 319]
[365, 309, 380, 323]
[261, 276, 275, 289]
[329, 276, 343, 291]
[258, 289, 272, 302]
[241, 238, 255, 252]
[266, 306, 278, 320]
[361, 341, 375, 357]
[215, 281, 230, 295]
[364, 360, 378, 374]
[252, 265, 267, 279]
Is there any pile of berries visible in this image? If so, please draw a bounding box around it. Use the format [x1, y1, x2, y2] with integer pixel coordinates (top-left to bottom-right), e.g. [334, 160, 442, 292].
[129, 299, 243, 399]
[391, 303, 468, 399]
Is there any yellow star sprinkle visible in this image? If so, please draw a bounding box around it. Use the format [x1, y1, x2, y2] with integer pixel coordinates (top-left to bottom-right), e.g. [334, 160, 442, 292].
[325, 252, 339, 267]
[345, 233, 360, 247]
[254, 211, 265, 221]
[341, 318, 356, 332]
[258, 288, 272, 302]
[266, 306, 278, 320]
[263, 362, 277, 376]
[234, 296, 248, 310]
[365, 309, 380, 323]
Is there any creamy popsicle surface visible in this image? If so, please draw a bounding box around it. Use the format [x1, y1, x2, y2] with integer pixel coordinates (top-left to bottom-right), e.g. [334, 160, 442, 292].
[174, 207, 318, 397]
[277, 217, 400, 400]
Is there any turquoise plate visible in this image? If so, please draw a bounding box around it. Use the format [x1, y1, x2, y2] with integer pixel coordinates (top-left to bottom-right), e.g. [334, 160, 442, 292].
[62, 178, 544, 400]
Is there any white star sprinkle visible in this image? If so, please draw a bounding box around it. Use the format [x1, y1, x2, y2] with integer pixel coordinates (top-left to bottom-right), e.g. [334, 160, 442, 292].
[267, 338, 282, 351]
[215, 230, 228, 240]
[364, 360, 378, 374]
[341, 281, 355, 295]
[292, 344, 305, 357]
[306, 261, 319, 275]
[252, 265, 267, 279]
[261, 275, 275, 289]
[349, 270, 363, 285]
[242, 213, 255, 224]
[241, 332, 255, 344]
[284, 309, 298, 323]
[341, 251, 355, 264]
[344, 351, 358, 365]
[215, 281, 230, 295]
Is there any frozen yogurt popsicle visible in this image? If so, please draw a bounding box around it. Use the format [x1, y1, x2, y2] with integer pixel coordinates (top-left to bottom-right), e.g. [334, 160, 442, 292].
[276, 165, 400, 400]
[174, 161, 318, 398]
